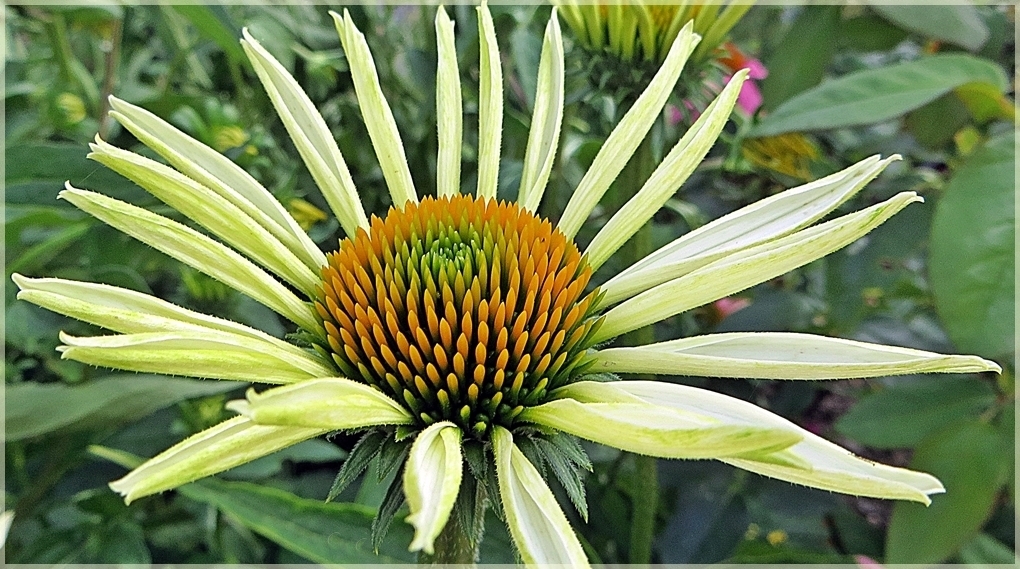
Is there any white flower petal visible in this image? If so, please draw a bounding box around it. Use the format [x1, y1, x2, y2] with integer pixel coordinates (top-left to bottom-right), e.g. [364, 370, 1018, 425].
[107, 96, 325, 271]
[601, 155, 898, 306]
[59, 330, 333, 383]
[492, 427, 590, 567]
[517, 10, 565, 212]
[60, 185, 323, 337]
[595, 192, 923, 342]
[556, 22, 699, 238]
[475, 4, 503, 200]
[585, 70, 747, 270]
[594, 332, 1002, 379]
[241, 30, 369, 237]
[228, 378, 413, 430]
[404, 422, 463, 554]
[109, 416, 326, 503]
[88, 139, 321, 297]
[435, 6, 463, 198]
[614, 381, 945, 504]
[521, 382, 801, 459]
[0, 511, 12, 548]
[333, 10, 418, 207]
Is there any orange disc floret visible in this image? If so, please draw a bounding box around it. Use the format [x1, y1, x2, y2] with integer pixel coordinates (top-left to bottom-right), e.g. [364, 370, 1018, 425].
[315, 195, 602, 438]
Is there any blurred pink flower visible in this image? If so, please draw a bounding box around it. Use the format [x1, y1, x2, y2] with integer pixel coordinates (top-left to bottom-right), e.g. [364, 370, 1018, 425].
[718, 42, 768, 115]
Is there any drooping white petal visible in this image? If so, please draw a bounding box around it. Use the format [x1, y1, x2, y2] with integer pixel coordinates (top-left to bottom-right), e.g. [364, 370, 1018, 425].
[58, 330, 333, 383]
[613, 381, 945, 504]
[226, 378, 412, 430]
[435, 6, 463, 198]
[475, 4, 503, 200]
[404, 422, 463, 554]
[601, 155, 898, 306]
[109, 416, 326, 503]
[593, 332, 1002, 379]
[240, 30, 369, 237]
[520, 382, 801, 459]
[492, 427, 590, 567]
[557, 22, 699, 239]
[88, 139, 321, 297]
[107, 96, 325, 270]
[594, 192, 923, 342]
[516, 9, 565, 212]
[333, 10, 418, 207]
[60, 185, 323, 337]
[585, 70, 747, 270]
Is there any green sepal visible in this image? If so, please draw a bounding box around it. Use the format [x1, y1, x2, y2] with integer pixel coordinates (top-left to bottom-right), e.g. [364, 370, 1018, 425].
[371, 465, 407, 552]
[326, 429, 387, 502]
[547, 432, 593, 472]
[535, 437, 589, 522]
[376, 434, 411, 482]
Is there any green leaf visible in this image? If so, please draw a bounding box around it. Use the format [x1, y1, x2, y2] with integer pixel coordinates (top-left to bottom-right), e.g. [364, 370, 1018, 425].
[180, 478, 415, 563]
[834, 377, 997, 449]
[172, 5, 248, 68]
[869, 4, 989, 52]
[5, 375, 238, 441]
[885, 420, 1010, 563]
[327, 429, 387, 501]
[929, 131, 1015, 360]
[760, 6, 840, 110]
[751, 54, 1008, 137]
[958, 532, 1017, 566]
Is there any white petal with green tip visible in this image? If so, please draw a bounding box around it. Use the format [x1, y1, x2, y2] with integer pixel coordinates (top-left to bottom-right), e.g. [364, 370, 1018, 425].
[595, 192, 923, 342]
[613, 381, 945, 504]
[593, 332, 1002, 379]
[601, 155, 898, 306]
[517, 9, 564, 212]
[107, 96, 325, 271]
[89, 139, 321, 297]
[557, 23, 698, 239]
[492, 427, 590, 567]
[404, 422, 463, 554]
[60, 186, 323, 336]
[227, 378, 412, 430]
[475, 4, 503, 199]
[241, 30, 368, 236]
[333, 10, 418, 207]
[58, 330, 333, 383]
[586, 70, 746, 270]
[109, 416, 326, 503]
[521, 383, 801, 459]
[435, 6, 462, 198]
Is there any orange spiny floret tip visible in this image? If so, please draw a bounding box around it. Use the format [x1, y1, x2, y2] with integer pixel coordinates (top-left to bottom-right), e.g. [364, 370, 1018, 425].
[315, 195, 600, 439]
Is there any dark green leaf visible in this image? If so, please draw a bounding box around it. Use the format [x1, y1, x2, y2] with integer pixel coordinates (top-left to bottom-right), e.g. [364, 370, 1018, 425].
[760, 6, 841, 110]
[6, 375, 239, 441]
[375, 433, 411, 482]
[869, 4, 989, 51]
[326, 429, 387, 501]
[929, 131, 1015, 359]
[547, 432, 592, 471]
[371, 470, 407, 552]
[536, 437, 588, 521]
[885, 420, 1010, 563]
[171, 5, 248, 68]
[751, 54, 1008, 137]
[835, 377, 997, 448]
[181, 478, 414, 563]
[957, 532, 1017, 565]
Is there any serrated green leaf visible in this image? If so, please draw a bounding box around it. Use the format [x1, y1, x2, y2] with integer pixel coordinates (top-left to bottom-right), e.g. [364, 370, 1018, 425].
[371, 471, 407, 552]
[327, 430, 387, 502]
[535, 437, 588, 521]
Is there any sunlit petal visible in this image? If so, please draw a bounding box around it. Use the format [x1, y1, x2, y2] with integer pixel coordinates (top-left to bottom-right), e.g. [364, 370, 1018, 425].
[404, 422, 463, 554]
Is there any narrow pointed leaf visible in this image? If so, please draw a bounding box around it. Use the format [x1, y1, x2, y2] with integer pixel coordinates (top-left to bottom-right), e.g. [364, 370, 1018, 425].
[586, 70, 746, 270]
[404, 422, 463, 554]
[59, 330, 333, 383]
[521, 382, 801, 459]
[327, 430, 388, 501]
[557, 23, 698, 238]
[89, 139, 321, 296]
[435, 6, 462, 198]
[60, 186, 323, 336]
[109, 416, 326, 503]
[228, 378, 413, 430]
[108, 96, 325, 270]
[601, 155, 897, 306]
[612, 381, 945, 504]
[593, 332, 1000, 379]
[333, 11, 417, 206]
[475, 4, 503, 199]
[517, 10, 564, 211]
[241, 30, 368, 236]
[534, 437, 588, 521]
[595, 192, 923, 342]
[492, 427, 590, 567]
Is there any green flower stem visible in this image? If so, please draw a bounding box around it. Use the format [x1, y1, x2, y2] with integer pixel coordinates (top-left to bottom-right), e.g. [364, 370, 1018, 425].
[418, 484, 486, 566]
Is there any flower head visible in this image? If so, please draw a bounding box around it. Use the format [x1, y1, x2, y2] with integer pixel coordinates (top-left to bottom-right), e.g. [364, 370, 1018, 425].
[14, 5, 1000, 566]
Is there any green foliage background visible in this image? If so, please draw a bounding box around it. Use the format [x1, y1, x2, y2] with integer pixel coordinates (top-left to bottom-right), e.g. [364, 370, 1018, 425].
[4, 3, 1015, 564]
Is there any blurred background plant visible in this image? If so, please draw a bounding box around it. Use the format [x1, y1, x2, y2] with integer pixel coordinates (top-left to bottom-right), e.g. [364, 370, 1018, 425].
[4, 3, 1014, 564]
